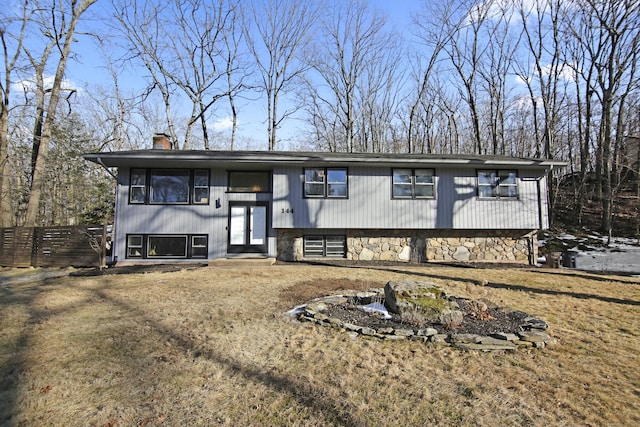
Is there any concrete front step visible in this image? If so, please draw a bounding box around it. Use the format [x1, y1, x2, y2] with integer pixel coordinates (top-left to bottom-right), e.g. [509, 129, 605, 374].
[209, 257, 276, 266]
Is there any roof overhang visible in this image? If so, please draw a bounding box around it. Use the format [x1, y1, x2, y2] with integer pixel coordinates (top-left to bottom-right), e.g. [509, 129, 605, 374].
[83, 150, 568, 170]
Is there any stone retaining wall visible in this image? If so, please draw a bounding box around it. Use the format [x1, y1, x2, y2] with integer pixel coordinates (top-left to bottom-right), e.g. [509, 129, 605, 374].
[276, 229, 537, 264]
[425, 230, 536, 263]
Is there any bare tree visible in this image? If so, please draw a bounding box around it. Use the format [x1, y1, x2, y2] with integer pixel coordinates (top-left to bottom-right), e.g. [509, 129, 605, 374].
[566, 0, 640, 238]
[477, 3, 519, 156]
[306, 1, 400, 153]
[513, 0, 565, 159]
[0, 3, 32, 226]
[244, 0, 317, 151]
[442, 0, 494, 155]
[23, 0, 97, 227]
[408, 1, 465, 153]
[113, 0, 245, 150]
[111, 0, 179, 146]
[222, 6, 251, 150]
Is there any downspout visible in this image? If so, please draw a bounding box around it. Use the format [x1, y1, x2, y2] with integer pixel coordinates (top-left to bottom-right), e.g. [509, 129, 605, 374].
[529, 165, 552, 266]
[96, 157, 118, 266]
[96, 157, 117, 179]
[546, 164, 554, 229]
[527, 232, 535, 266]
[537, 178, 543, 231]
[531, 164, 554, 265]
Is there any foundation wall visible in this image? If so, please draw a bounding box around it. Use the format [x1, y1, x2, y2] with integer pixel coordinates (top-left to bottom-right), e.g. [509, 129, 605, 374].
[276, 229, 537, 264]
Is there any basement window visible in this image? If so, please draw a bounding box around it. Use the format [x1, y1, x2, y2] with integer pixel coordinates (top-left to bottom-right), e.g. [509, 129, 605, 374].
[304, 235, 346, 258]
[125, 234, 208, 259]
[147, 235, 188, 258]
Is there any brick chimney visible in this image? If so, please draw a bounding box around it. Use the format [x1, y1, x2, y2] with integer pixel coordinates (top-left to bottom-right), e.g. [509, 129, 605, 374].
[152, 133, 172, 150]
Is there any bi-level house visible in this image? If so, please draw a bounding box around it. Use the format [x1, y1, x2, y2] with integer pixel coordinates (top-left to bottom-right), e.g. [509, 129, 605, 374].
[84, 134, 565, 265]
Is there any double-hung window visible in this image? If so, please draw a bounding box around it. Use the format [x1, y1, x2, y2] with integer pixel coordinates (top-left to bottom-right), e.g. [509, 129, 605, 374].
[130, 169, 147, 203]
[392, 168, 435, 199]
[193, 170, 210, 203]
[129, 169, 210, 204]
[304, 168, 348, 198]
[477, 170, 518, 199]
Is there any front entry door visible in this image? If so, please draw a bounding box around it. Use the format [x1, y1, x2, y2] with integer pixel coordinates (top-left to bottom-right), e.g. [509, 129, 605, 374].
[228, 202, 268, 253]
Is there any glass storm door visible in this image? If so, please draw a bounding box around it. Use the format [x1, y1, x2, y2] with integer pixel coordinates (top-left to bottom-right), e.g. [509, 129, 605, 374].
[228, 203, 268, 253]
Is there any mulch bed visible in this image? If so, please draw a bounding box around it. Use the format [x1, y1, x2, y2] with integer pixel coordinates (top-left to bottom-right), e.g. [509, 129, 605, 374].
[322, 298, 531, 336]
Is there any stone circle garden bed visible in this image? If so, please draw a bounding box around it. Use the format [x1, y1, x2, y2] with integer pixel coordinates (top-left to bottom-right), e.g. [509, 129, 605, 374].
[288, 280, 556, 351]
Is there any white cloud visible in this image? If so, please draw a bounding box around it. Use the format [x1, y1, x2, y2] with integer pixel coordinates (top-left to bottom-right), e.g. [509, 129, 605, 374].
[12, 75, 82, 95]
[212, 116, 235, 131]
[469, 0, 552, 26]
[515, 62, 578, 86]
[541, 63, 577, 82]
[511, 94, 541, 111]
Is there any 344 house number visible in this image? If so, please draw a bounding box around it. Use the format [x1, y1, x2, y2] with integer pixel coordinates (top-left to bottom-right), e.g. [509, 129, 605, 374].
[281, 208, 294, 214]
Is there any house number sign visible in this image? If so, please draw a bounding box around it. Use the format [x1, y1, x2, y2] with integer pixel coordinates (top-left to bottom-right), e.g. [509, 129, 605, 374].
[281, 208, 294, 214]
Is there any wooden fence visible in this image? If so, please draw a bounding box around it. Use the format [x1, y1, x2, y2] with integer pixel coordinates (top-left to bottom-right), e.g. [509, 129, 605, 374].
[0, 225, 109, 268]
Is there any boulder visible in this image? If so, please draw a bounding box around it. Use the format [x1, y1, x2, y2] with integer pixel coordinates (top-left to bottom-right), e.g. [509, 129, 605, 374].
[383, 280, 448, 319]
[452, 246, 470, 261]
[398, 246, 412, 262]
[360, 247, 375, 261]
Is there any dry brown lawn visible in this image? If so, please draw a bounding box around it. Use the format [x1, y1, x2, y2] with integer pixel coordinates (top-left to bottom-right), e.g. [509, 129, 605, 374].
[0, 263, 639, 426]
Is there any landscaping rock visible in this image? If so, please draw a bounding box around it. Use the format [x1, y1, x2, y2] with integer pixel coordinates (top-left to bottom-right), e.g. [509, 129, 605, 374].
[417, 327, 438, 337]
[452, 246, 471, 261]
[522, 317, 549, 330]
[289, 282, 556, 352]
[450, 333, 482, 344]
[453, 342, 518, 351]
[383, 280, 449, 321]
[518, 331, 552, 342]
[491, 332, 519, 341]
[305, 301, 329, 313]
[343, 323, 361, 332]
[430, 334, 449, 344]
[479, 336, 516, 346]
[384, 335, 408, 341]
[360, 327, 377, 336]
[398, 246, 412, 262]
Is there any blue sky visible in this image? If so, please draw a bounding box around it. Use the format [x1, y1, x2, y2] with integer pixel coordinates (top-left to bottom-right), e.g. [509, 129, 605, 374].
[48, 0, 426, 150]
[14, 0, 561, 151]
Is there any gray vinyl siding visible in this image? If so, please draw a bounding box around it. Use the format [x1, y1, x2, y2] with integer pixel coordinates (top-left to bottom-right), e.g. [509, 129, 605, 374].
[113, 167, 275, 261]
[113, 163, 549, 262]
[272, 166, 548, 230]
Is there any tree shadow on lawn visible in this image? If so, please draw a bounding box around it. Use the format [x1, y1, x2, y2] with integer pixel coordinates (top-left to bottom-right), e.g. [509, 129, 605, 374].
[0, 275, 97, 425]
[297, 261, 640, 307]
[84, 283, 360, 426]
[1, 273, 360, 426]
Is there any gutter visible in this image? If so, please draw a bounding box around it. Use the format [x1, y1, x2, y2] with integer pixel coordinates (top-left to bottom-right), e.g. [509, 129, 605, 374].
[85, 151, 568, 169]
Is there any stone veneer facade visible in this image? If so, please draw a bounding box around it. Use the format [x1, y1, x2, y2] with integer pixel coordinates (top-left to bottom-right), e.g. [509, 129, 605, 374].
[277, 229, 537, 264]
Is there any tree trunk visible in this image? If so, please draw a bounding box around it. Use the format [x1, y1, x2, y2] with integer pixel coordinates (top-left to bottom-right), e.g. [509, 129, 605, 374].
[23, 0, 97, 227]
[0, 112, 12, 227]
